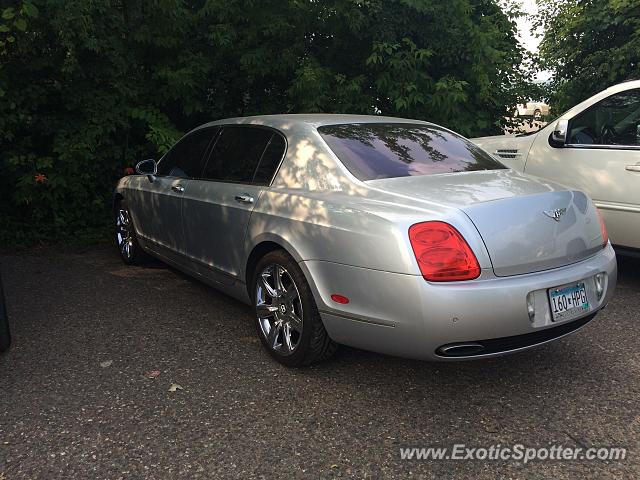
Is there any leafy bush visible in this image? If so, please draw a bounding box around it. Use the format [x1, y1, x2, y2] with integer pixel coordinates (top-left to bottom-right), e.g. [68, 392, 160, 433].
[536, 0, 640, 112]
[0, 0, 528, 245]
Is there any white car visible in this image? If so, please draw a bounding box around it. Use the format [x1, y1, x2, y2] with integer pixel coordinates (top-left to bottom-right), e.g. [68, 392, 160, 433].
[473, 81, 640, 252]
[514, 101, 550, 120]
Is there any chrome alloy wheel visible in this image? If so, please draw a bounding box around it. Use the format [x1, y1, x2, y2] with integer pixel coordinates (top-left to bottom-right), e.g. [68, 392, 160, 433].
[255, 264, 304, 355]
[116, 208, 134, 259]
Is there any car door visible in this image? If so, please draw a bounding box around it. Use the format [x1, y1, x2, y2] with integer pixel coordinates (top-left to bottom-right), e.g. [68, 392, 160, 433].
[525, 88, 640, 249]
[181, 125, 286, 284]
[127, 127, 218, 259]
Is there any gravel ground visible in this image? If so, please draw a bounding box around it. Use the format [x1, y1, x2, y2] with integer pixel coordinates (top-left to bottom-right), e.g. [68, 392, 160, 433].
[0, 246, 638, 479]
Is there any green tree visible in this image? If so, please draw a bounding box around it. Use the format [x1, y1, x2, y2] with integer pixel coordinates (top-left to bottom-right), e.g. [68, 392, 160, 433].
[535, 0, 640, 112]
[0, 0, 528, 244]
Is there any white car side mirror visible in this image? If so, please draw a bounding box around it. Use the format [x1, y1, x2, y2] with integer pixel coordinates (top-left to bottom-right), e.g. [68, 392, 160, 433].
[551, 119, 569, 144]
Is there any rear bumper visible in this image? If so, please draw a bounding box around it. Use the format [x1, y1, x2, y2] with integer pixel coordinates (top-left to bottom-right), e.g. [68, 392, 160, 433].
[301, 244, 617, 361]
[435, 313, 596, 358]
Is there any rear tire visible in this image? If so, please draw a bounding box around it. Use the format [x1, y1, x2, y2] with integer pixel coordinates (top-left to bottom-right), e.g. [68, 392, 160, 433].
[252, 250, 337, 367]
[115, 199, 149, 265]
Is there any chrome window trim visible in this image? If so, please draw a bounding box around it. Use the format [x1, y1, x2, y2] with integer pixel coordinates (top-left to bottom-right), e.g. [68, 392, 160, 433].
[562, 143, 640, 151]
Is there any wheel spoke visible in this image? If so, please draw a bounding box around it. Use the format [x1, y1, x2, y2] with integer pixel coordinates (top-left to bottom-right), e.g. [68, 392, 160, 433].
[282, 288, 298, 303]
[260, 272, 278, 298]
[273, 266, 285, 294]
[256, 303, 278, 319]
[267, 322, 281, 348]
[287, 312, 303, 332]
[282, 323, 294, 352]
[118, 210, 130, 227]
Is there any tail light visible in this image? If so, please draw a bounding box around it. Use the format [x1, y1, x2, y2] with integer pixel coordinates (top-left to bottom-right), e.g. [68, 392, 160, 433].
[597, 209, 609, 248]
[409, 221, 481, 282]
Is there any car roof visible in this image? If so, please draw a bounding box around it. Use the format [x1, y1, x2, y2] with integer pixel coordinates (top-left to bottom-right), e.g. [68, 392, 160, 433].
[199, 114, 433, 130]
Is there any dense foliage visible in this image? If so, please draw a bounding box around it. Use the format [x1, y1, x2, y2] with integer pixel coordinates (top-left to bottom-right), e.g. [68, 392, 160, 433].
[535, 0, 640, 113]
[0, 0, 528, 244]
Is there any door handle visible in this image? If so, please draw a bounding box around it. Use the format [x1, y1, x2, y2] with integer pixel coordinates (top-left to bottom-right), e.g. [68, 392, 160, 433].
[171, 185, 185, 193]
[234, 194, 254, 204]
[626, 164, 640, 172]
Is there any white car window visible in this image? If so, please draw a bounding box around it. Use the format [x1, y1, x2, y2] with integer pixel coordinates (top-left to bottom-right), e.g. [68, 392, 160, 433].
[569, 89, 640, 147]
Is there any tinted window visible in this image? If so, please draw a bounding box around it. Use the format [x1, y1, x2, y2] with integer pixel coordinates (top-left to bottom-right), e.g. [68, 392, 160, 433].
[318, 123, 506, 181]
[253, 133, 286, 184]
[569, 89, 640, 146]
[157, 127, 218, 178]
[203, 126, 273, 182]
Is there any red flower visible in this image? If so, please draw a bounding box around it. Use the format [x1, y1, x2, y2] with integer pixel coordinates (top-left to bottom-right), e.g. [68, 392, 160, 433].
[124, 167, 135, 175]
[34, 173, 47, 183]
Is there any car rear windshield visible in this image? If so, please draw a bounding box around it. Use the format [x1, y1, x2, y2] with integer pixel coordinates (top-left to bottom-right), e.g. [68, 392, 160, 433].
[318, 123, 506, 181]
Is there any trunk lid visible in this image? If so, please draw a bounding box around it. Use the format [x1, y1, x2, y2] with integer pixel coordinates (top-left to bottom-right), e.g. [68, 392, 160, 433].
[461, 190, 602, 276]
[366, 170, 604, 276]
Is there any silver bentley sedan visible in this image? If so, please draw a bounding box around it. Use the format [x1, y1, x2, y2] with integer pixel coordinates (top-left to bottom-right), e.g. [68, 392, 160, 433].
[114, 114, 617, 366]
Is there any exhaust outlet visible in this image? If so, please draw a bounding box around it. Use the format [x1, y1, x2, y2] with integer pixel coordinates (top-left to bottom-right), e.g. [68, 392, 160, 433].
[437, 343, 485, 357]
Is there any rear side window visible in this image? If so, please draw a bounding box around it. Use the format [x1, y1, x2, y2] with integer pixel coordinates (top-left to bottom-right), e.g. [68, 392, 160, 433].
[318, 123, 506, 181]
[202, 126, 274, 183]
[157, 127, 218, 178]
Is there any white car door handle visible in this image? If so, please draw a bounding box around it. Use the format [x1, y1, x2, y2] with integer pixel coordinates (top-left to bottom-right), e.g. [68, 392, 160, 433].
[171, 185, 185, 193]
[626, 165, 640, 172]
[235, 194, 254, 204]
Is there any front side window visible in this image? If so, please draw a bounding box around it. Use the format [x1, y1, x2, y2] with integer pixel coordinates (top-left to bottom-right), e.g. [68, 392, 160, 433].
[202, 126, 276, 183]
[569, 89, 640, 146]
[157, 127, 218, 178]
[318, 123, 505, 181]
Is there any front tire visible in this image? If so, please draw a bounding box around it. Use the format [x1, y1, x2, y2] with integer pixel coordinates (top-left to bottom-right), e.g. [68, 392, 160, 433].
[115, 199, 148, 265]
[252, 250, 337, 367]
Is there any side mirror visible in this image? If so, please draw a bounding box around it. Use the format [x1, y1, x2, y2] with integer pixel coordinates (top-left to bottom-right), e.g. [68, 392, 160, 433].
[551, 119, 569, 145]
[135, 159, 157, 181]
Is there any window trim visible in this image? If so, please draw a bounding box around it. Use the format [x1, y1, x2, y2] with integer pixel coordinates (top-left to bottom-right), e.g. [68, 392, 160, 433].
[198, 124, 288, 187]
[561, 88, 640, 150]
[561, 143, 640, 151]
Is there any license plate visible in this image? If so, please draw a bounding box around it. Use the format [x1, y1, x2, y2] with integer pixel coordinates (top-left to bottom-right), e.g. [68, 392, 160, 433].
[548, 282, 590, 322]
